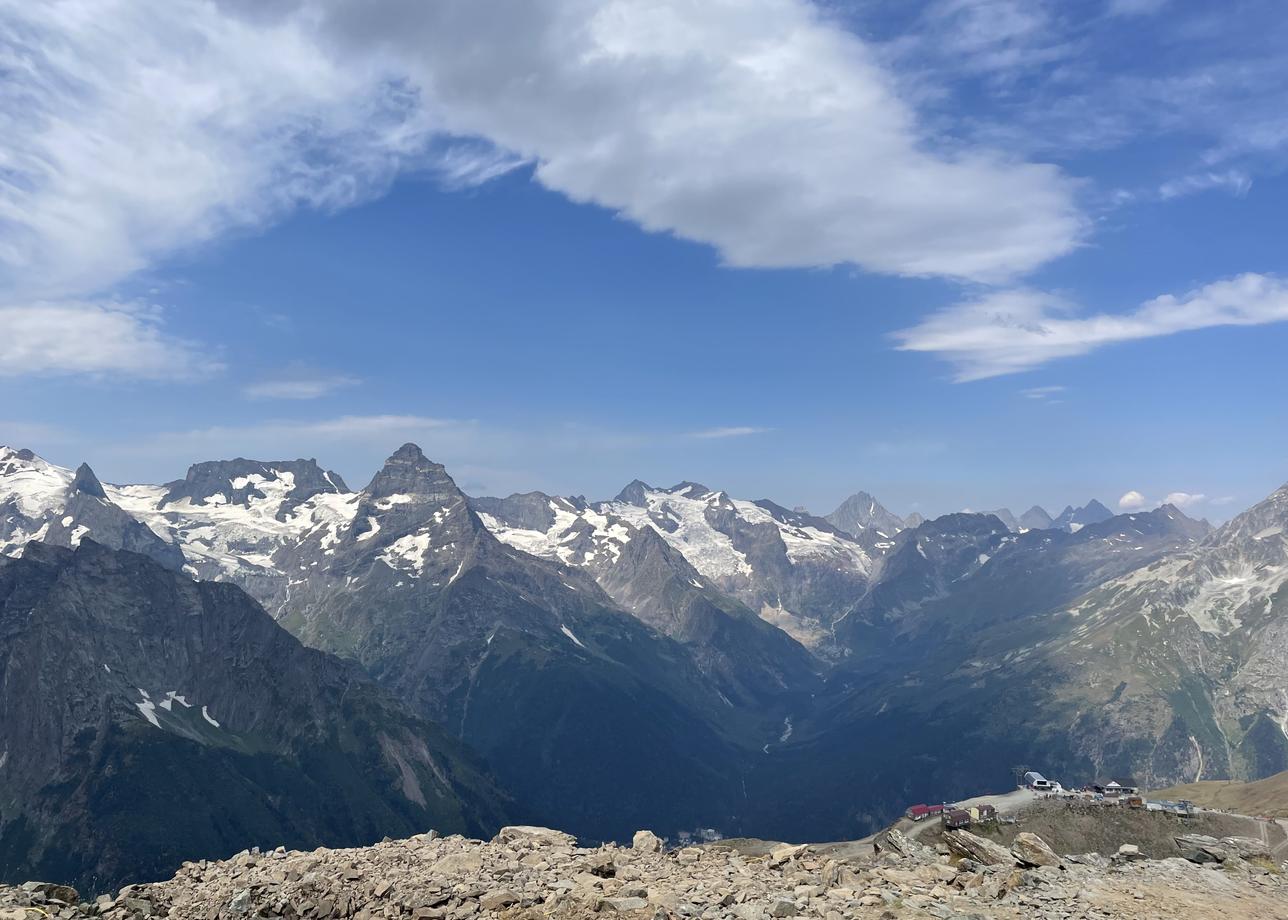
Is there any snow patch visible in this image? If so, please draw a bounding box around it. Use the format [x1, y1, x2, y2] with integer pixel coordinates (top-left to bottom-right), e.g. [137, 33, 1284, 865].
[560, 624, 586, 648]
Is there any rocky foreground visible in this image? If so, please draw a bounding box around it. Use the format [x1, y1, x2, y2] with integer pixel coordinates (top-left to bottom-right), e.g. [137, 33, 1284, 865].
[4, 824, 1288, 920]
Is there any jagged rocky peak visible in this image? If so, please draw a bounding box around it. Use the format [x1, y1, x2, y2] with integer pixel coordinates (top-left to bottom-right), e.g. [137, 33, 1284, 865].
[469, 491, 562, 532]
[613, 479, 653, 506]
[1017, 505, 1054, 530]
[69, 462, 107, 498]
[825, 489, 905, 537]
[364, 442, 463, 502]
[163, 456, 348, 509]
[667, 481, 712, 499]
[986, 507, 1019, 532]
[1053, 499, 1114, 531]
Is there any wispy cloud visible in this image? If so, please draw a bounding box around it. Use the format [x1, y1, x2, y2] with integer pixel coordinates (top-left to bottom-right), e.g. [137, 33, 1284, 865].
[894, 273, 1288, 380]
[689, 426, 772, 440]
[1019, 385, 1066, 400]
[1106, 0, 1169, 16]
[0, 421, 74, 448]
[243, 370, 361, 400]
[0, 299, 221, 380]
[1158, 169, 1252, 200]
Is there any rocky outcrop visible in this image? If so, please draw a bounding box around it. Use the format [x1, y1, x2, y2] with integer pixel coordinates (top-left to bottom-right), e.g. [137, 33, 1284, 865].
[942, 828, 1014, 866]
[6, 824, 1286, 920]
[1174, 834, 1271, 864]
[1011, 832, 1062, 868]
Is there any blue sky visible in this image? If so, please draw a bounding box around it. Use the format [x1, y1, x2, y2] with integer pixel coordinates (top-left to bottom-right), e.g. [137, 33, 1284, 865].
[2, 0, 1287, 521]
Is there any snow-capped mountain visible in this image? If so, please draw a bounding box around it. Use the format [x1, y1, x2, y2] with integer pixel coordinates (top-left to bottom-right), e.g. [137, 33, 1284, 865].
[4, 440, 1287, 848]
[264, 444, 762, 841]
[475, 479, 882, 650]
[1, 447, 182, 569]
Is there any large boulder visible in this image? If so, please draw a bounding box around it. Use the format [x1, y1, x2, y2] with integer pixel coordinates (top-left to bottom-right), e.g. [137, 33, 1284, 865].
[1176, 835, 1223, 863]
[1010, 832, 1061, 868]
[943, 829, 1013, 866]
[1172, 834, 1270, 864]
[632, 830, 663, 853]
[493, 826, 578, 849]
[881, 829, 931, 861]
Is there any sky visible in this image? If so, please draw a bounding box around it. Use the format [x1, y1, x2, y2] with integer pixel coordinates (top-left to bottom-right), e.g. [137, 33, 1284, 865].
[2, 0, 1287, 521]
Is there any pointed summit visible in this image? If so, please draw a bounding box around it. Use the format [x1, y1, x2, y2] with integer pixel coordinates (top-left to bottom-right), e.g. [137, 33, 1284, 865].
[613, 479, 653, 506]
[365, 443, 463, 502]
[69, 462, 107, 499]
[1018, 505, 1053, 530]
[825, 490, 904, 537]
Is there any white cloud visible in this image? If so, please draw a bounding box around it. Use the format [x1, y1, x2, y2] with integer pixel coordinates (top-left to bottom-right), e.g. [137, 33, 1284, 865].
[0, 0, 438, 301]
[0, 300, 220, 379]
[894, 273, 1288, 380]
[1158, 169, 1252, 200]
[1118, 490, 1148, 511]
[243, 372, 361, 400]
[0, 0, 1084, 301]
[1163, 491, 1206, 509]
[1020, 385, 1066, 399]
[689, 426, 772, 440]
[908, 1, 1072, 78]
[1118, 489, 1205, 512]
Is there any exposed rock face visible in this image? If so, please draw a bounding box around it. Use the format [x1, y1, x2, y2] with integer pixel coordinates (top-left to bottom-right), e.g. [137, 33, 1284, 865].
[7, 824, 1285, 920]
[1011, 832, 1062, 868]
[943, 829, 1014, 866]
[824, 491, 906, 540]
[477, 482, 884, 655]
[1174, 834, 1271, 864]
[0, 450, 182, 569]
[160, 457, 348, 511]
[269, 446, 753, 845]
[471, 490, 823, 707]
[0, 541, 507, 893]
[1018, 505, 1055, 531]
[1052, 499, 1116, 532]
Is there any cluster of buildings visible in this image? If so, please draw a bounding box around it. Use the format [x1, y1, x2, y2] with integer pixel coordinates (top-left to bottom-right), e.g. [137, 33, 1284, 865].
[903, 771, 1198, 830]
[904, 802, 998, 829]
[1024, 772, 1197, 814]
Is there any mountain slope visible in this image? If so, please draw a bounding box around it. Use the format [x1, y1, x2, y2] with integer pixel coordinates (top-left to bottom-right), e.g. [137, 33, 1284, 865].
[1019, 505, 1055, 531]
[1037, 483, 1288, 785]
[471, 491, 822, 707]
[479, 481, 880, 653]
[268, 445, 758, 842]
[0, 540, 508, 893]
[1, 449, 180, 569]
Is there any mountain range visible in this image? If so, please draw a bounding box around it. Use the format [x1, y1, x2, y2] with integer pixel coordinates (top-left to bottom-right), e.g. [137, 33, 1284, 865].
[3, 442, 1286, 886]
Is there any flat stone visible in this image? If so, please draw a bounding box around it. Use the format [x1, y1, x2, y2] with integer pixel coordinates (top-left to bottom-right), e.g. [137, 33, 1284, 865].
[478, 890, 518, 911]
